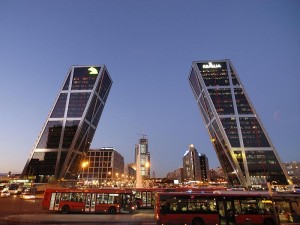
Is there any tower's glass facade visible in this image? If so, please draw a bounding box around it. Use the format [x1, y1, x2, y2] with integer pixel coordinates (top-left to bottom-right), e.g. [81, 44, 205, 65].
[189, 60, 290, 187]
[22, 65, 112, 182]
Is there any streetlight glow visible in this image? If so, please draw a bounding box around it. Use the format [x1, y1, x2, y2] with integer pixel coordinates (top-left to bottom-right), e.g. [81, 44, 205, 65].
[82, 161, 89, 168]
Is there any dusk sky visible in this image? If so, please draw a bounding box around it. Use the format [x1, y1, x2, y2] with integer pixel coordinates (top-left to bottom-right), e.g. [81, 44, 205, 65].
[0, 1, 299, 177]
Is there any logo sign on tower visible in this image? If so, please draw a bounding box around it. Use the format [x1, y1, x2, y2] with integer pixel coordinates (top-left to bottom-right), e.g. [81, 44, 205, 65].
[88, 67, 98, 75]
[202, 62, 222, 69]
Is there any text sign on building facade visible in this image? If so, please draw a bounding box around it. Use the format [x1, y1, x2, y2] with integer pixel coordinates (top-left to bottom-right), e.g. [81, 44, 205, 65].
[202, 62, 222, 69]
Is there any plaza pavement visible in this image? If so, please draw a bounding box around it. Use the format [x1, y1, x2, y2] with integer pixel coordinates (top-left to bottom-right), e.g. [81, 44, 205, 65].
[5, 212, 300, 225]
[4, 211, 156, 224]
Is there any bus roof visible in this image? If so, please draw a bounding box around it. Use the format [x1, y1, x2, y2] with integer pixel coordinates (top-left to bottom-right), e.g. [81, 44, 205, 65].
[157, 190, 300, 199]
[44, 188, 133, 194]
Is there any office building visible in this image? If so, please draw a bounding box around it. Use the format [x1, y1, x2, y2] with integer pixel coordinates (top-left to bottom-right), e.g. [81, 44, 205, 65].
[166, 168, 184, 183]
[125, 163, 136, 179]
[284, 161, 300, 185]
[80, 148, 124, 186]
[135, 138, 150, 179]
[22, 65, 112, 182]
[199, 154, 210, 183]
[189, 60, 290, 187]
[209, 167, 226, 184]
[183, 144, 203, 182]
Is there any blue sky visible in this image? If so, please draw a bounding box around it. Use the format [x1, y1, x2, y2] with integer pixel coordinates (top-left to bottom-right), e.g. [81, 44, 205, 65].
[0, 1, 299, 177]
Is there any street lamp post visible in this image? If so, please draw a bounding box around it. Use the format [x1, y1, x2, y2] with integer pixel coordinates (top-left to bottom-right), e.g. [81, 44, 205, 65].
[81, 161, 89, 185]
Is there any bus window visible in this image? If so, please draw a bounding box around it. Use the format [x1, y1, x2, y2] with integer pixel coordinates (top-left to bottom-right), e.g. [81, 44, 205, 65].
[234, 200, 242, 214]
[207, 199, 217, 212]
[70, 193, 76, 201]
[108, 194, 118, 204]
[291, 201, 300, 215]
[257, 199, 273, 214]
[91, 193, 96, 212]
[170, 202, 178, 212]
[240, 199, 258, 214]
[77, 193, 85, 202]
[142, 192, 147, 207]
[67, 192, 85, 202]
[276, 200, 292, 223]
[97, 193, 108, 204]
[61, 193, 70, 201]
[85, 193, 91, 210]
[218, 201, 225, 217]
[147, 192, 152, 207]
[234, 198, 270, 215]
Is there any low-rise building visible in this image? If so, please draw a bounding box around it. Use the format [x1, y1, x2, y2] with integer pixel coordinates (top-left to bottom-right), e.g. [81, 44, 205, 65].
[166, 168, 184, 183]
[284, 161, 300, 185]
[80, 147, 124, 186]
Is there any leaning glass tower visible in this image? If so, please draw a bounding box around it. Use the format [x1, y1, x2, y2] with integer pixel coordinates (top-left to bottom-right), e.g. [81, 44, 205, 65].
[189, 59, 290, 187]
[22, 65, 112, 182]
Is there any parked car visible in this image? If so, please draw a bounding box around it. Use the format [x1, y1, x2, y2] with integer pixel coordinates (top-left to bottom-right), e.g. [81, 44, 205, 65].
[20, 187, 37, 200]
[20, 193, 36, 200]
[0, 189, 10, 197]
[8, 183, 22, 194]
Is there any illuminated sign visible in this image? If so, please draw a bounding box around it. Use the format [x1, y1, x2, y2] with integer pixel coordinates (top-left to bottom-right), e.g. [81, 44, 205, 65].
[202, 62, 221, 69]
[88, 67, 98, 75]
[140, 145, 146, 153]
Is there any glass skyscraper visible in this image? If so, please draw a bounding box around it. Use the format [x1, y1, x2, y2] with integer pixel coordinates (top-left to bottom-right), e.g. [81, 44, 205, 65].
[22, 65, 112, 182]
[183, 144, 210, 183]
[183, 144, 202, 182]
[135, 138, 151, 179]
[189, 59, 290, 187]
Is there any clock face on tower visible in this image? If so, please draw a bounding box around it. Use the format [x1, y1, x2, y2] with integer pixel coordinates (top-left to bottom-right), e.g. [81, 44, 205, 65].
[140, 145, 146, 153]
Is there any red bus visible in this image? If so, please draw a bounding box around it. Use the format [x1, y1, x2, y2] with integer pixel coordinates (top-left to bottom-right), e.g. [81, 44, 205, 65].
[131, 187, 226, 209]
[42, 188, 136, 214]
[131, 188, 166, 209]
[154, 191, 300, 225]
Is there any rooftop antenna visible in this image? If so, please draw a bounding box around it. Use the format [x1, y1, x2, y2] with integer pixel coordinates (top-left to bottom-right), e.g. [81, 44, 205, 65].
[137, 133, 148, 139]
